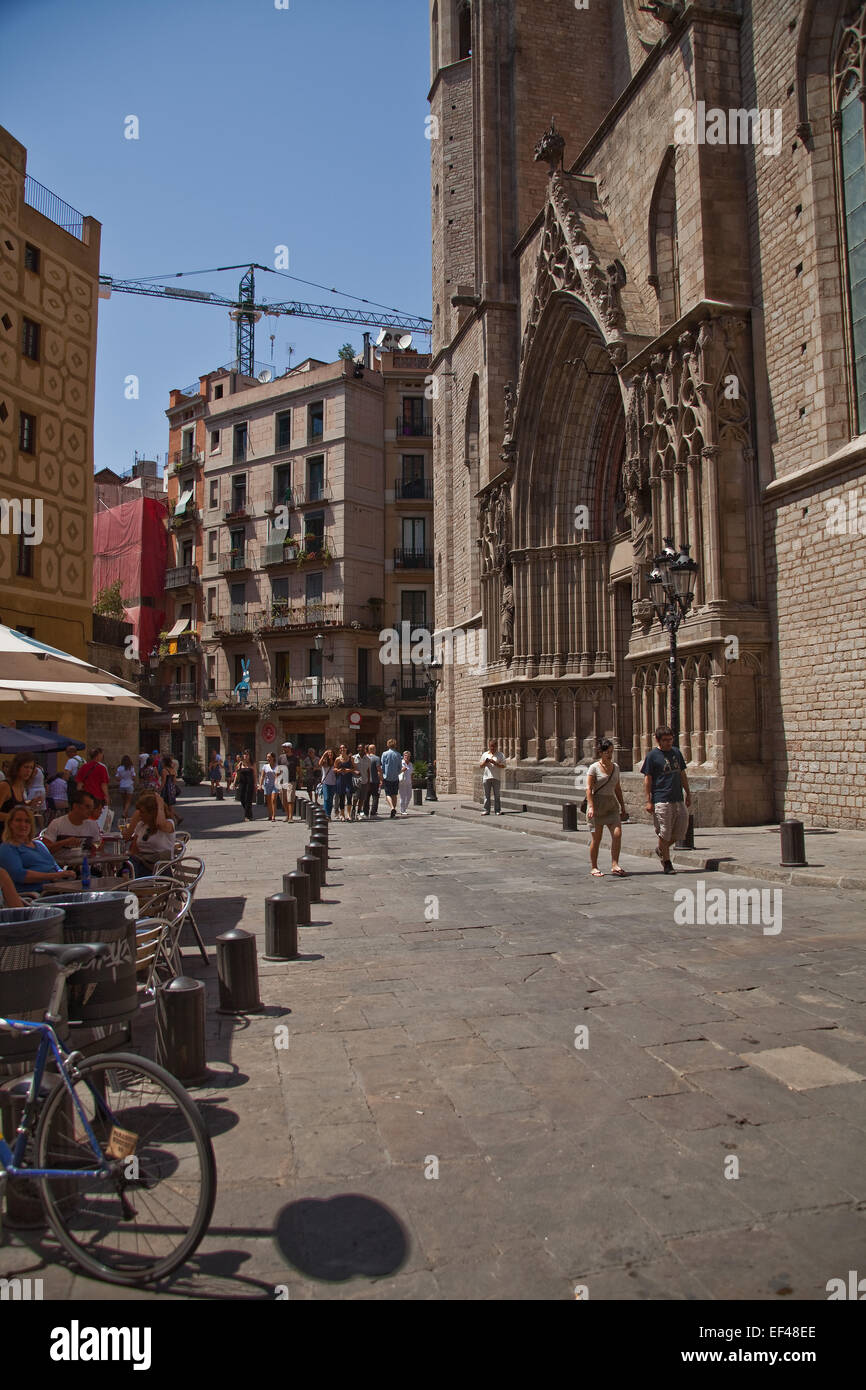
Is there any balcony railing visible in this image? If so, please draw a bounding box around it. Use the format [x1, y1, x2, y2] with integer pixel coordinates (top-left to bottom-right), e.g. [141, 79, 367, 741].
[262, 532, 335, 566]
[258, 602, 382, 633]
[165, 564, 200, 590]
[218, 548, 257, 573]
[24, 176, 85, 241]
[270, 679, 385, 708]
[394, 476, 433, 500]
[224, 499, 250, 522]
[297, 482, 331, 505]
[214, 608, 257, 636]
[165, 683, 199, 704]
[169, 508, 200, 530]
[394, 547, 433, 570]
[205, 688, 264, 711]
[395, 414, 432, 437]
[161, 631, 200, 658]
[400, 684, 429, 701]
[265, 489, 295, 513]
[168, 449, 203, 473]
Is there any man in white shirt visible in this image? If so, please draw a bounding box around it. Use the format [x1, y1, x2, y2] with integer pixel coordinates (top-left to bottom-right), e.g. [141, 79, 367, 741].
[139, 750, 149, 774]
[353, 746, 372, 819]
[479, 739, 506, 815]
[41, 788, 104, 858]
[64, 746, 84, 782]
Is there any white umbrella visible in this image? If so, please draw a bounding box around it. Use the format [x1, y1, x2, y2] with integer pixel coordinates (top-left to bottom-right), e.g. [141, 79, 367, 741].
[0, 625, 159, 710]
[0, 623, 132, 684]
[0, 680, 159, 711]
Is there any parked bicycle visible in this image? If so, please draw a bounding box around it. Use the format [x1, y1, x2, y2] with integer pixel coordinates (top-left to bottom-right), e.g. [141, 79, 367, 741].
[0, 941, 216, 1286]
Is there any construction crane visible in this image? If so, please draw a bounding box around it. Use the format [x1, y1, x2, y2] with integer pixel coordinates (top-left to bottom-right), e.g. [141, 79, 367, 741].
[98, 263, 432, 376]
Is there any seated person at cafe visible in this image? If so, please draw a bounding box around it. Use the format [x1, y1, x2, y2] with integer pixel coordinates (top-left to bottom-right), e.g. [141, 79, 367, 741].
[122, 792, 176, 877]
[0, 865, 24, 908]
[0, 805, 77, 891]
[40, 788, 104, 856]
[46, 770, 70, 819]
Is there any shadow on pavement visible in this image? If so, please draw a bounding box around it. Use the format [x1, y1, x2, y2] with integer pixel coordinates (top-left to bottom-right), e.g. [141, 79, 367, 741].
[275, 1194, 408, 1281]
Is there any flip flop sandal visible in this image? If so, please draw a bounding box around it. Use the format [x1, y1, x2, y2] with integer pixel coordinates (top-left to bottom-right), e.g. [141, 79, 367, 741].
[590, 868, 604, 877]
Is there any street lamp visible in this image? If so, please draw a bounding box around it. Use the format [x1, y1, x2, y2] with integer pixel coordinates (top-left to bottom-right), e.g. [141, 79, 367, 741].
[420, 657, 442, 801]
[646, 538, 698, 744]
[314, 633, 324, 704]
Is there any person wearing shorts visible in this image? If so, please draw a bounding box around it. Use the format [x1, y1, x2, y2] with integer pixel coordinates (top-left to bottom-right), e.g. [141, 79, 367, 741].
[380, 739, 402, 818]
[278, 742, 300, 822]
[641, 725, 691, 874]
[586, 739, 629, 877]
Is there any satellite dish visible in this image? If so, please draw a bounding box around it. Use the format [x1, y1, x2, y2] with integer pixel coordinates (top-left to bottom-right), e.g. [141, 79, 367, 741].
[375, 328, 391, 348]
[397, 333, 413, 350]
[257, 369, 273, 383]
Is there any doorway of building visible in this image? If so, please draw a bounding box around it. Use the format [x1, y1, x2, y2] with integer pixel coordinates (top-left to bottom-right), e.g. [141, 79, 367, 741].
[399, 715, 429, 761]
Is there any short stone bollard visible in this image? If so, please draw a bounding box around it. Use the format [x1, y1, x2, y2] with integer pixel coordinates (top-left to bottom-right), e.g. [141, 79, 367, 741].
[304, 801, 314, 830]
[156, 976, 208, 1084]
[284, 870, 311, 925]
[413, 786, 423, 807]
[780, 819, 807, 867]
[264, 892, 299, 960]
[215, 785, 224, 801]
[298, 853, 321, 902]
[562, 803, 578, 832]
[216, 928, 263, 1014]
[310, 832, 329, 873]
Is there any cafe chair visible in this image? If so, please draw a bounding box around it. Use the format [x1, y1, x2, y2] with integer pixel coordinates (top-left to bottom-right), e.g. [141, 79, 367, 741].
[152, 856, 208, 963]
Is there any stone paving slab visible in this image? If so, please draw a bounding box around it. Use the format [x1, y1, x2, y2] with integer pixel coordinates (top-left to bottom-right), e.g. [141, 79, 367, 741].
[2, 786, 865, 1301]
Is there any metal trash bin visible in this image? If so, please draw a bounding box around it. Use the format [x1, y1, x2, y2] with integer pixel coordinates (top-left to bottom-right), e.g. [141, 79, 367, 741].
[50, 892, 138, 1028]
[562, 803, 578, 832]
[0, 907, 66, 1066]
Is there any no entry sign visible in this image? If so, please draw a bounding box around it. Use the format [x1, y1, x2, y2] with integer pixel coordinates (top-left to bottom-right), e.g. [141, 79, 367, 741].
[262, 723, 276, 743]
[348, 712, 361, 728]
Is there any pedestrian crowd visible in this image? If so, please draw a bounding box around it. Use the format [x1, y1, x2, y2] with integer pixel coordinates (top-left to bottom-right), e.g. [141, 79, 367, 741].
[217, 739, 423, 825]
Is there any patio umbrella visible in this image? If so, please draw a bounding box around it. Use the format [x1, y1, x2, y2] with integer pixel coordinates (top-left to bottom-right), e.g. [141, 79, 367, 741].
[0, 624, 135, 685]
[0, 681, 159, 711]
[0, 725, 75, 753]
[0, 623, 159, 711]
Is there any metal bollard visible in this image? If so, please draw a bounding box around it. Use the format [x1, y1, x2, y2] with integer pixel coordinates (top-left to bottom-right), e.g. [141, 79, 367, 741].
[413, 786, 423, 807]
[264, 892, 299, 960]
[562, 803, 578, 832]
[216, 928, 263, 1014]
[310, 832, 329, 872]
[305, 801, 315, 830]
[675, 814, 695, 850]
[1, 1077, 53, 1227]
[298, 853, 321, 903]
[307, 840, 327, 884]
[780, 819, 807, 867]
[215, 785, 224, 801]
[156, 976, 208, 1084]
[284, 870, 311, 925]
[313, 810, 329, 830]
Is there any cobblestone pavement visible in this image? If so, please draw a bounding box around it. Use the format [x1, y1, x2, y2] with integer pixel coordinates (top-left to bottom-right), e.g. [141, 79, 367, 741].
[3, 789, 865, 1301]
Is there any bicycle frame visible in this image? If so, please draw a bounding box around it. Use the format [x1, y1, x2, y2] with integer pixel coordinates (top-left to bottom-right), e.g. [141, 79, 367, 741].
[0, 1017, 114, 1181]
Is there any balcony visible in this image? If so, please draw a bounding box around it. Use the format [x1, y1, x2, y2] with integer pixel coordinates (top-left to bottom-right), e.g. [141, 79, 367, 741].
[394, 547, 433, 570]
[262, 532, 335, 567]
[265, 489, 295, 514]
[169, 507, 200, 531]
[395, 414, 432, 438]
[258, 602, 382, 634]
[161, 631, 200, 658]
[224, 499, 250, 522]
[205, 688, 264, 712]
[270, 679, 385, 708]
[165, 683, 199, 705]
[296, 482, 331, 505]
[165, 564, 200, 590]
[168, 449, 203, 474]
[400, 683, 429, 701]
[219, 547, 257, 574]
[214, 608, 258, 637]
[394, 476, 433, 500]
[25, 176, 85, 241]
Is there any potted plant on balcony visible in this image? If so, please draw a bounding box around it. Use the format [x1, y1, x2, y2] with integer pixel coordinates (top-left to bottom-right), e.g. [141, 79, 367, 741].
[318, 546, 332, 564]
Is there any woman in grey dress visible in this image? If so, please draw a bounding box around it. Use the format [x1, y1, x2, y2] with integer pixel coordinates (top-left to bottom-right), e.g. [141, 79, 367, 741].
[586, 739, 630, 877]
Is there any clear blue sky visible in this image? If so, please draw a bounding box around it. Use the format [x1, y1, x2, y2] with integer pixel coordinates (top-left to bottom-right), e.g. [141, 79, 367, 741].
[1, 0, 432, 471]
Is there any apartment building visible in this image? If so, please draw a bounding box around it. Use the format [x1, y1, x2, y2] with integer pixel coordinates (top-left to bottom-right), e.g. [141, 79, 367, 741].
[0, 125, 101, 745]
[159, 347, 433, 767]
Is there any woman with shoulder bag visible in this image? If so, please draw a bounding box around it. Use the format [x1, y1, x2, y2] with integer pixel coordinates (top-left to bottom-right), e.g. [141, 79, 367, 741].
[586, 739, 629, 878]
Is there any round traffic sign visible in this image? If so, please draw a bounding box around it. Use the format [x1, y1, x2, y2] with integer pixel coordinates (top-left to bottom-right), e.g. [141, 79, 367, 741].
[348, 712, 361, 727]
[262, 723, 276, 743]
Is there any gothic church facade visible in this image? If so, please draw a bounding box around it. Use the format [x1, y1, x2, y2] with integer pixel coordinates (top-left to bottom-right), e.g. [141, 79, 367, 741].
[429, 0, 866, 828]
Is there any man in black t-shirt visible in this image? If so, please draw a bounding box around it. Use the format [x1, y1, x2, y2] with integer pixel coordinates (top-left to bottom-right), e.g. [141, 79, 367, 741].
[640, 725, 691, 874]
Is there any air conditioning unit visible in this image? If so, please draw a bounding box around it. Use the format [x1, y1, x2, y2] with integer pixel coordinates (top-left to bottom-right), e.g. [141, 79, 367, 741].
[306, 676, 322, 701]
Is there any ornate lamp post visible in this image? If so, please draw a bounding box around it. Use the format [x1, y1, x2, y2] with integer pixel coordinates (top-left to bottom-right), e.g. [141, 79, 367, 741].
[647, 539, 699, 743]
[420, 657, 442, 801]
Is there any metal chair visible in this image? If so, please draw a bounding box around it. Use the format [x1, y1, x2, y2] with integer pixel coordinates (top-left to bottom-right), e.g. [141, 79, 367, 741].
[152, 856, 208, 963]
[135, 884, 192, 994]
[174, 831, 191, 846]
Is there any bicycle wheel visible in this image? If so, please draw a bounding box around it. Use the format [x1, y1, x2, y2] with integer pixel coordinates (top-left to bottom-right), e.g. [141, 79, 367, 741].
[35, 1052, 216, 1286]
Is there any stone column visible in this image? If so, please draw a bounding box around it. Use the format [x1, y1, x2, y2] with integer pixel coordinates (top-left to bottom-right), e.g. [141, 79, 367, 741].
[631, 680, 641, 768]
[701, 445, 723, 605]
[680, 668, 693, 763]
[515, 691, 525, 761]
[693, 673, 707, 763]
[579, 546, 592, 675]
[687, 454, 704, 607]
[552, 691, 562, 762]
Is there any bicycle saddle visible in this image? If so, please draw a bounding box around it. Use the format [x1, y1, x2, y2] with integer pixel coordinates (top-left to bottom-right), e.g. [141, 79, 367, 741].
[33, 942, 111, 968]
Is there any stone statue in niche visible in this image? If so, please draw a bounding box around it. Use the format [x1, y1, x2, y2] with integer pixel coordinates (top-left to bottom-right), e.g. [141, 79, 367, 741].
[500, 572, 515, 662]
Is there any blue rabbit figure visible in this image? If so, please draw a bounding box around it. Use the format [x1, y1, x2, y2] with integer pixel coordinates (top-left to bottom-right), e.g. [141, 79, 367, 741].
[234, 658, 251, 704]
